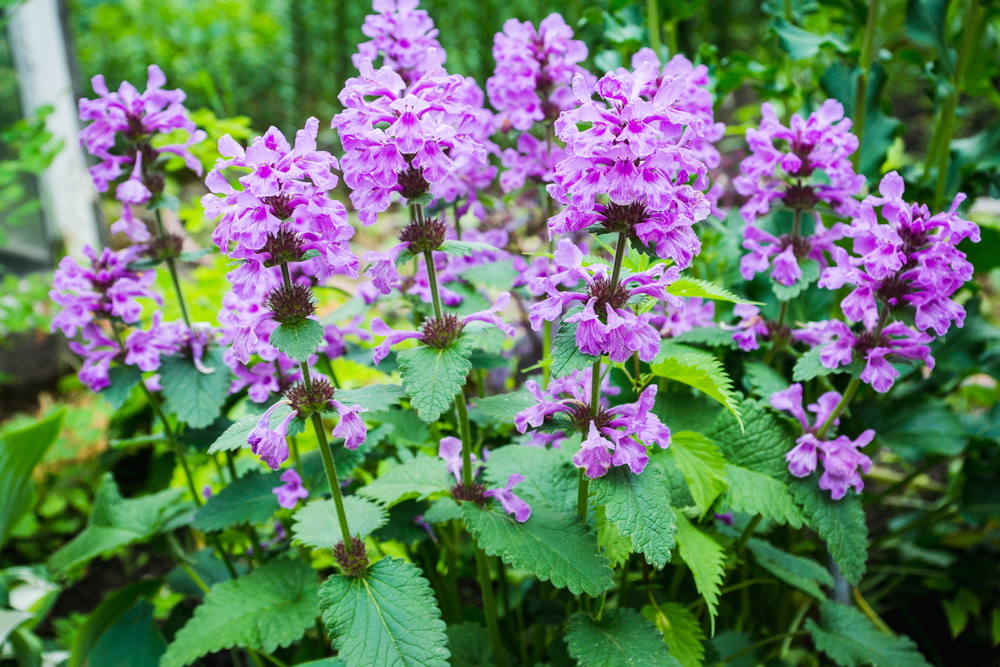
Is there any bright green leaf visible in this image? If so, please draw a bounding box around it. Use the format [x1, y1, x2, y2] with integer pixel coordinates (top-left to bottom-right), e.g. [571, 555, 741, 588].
[792, 480, 868, 586]
[722, 464, 803, 527]
[291, 496, 387, 549]
[651, 343, 742, 428]
[551, 319, 599, 378]
[359, 456, 451, 507]
[334, 384, 407, 413]
[269, 319, 325, 363]
[0, 409, 64, 547]
[159, 348, 232, 428]
[641, 602, 706, 667]
[674, 513, 726, 632]
[397, 342, 473, 423]
[192, 471, 280, 532]
[668, 431, 729, 514]
[591, 466, 677, 569]
[667, 278, 750, 304]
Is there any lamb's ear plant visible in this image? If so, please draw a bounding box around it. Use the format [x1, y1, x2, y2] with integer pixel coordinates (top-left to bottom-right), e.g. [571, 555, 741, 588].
[41, 1, 990, 666]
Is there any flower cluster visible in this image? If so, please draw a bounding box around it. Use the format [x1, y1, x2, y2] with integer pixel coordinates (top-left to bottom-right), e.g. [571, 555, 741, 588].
[527, 239, 682, 363]
[518, 369, 620, 448]
[771, 384, 873, 499]
[78, 64, 205, 242]
[439, 437, 531, 522]
[516, 382, 670, 479]
[548, 63, 711, 267]
[651, 296, 716, 338]
[354, 0, 444, 84]
[487, 14, 589, 132]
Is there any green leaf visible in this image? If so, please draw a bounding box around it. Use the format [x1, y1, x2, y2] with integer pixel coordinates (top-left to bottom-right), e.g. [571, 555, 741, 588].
[667, 278, 750, 304]
[335, 384, 406, 413]
[641, 602, 706, 667]
[160, 559, 320, 667]
[439, 240, 497, 258]
[0, 409, 64, 547]
[792, 346, 855, 383]
[551, 319, 599, 378]
[397, 341, 473, 423]
[50, 474, 189, 577]
[70, 580, 164, 667]
[792, 480, 868, 586]
[472, 390, 536, 425]
[460, 259, 519, 286]
[446, 623, 497, 667]
[291, 496, 388, 548]
[192, 471, 280, 532]
[772, 18, 849, 59]
[88, 600, 167, 667]
[707, 400, 794, 479]
[670, 327, 739, 349]
[207, 404, 291, 454]
[905, 0, 952, 74]
[159, 347, 232, 428]
[462, 503, 614, 597]
[667, 432, 729, 514]
[100, 366, 142, 410]
[742, 361, 789, 399]
[591, 466, 677, 569]
[771, 260, 820, 301]
[747, 538, 833, 600]
[566, 609, 681, 667]
[359, 456, 452, 507]
[319, 557, 450, 667]
[806, 601, 931, 667]
[722, 464, 803, 528]
[483, 445, 576, 515]
[595, 504, 633, 568]
[651, 343, 742, 428]
[674, 513, 725, 632]
[269, 319, 325, 363]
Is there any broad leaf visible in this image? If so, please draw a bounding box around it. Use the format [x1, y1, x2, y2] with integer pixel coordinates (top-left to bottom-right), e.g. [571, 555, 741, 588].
[88, 600, 166, 667]
[667, 431, 729, 514]
[641, 602, 706, 667]
[595, 504, 633, 568]
[462, 503, 614, 597]
[667, 278, 749, 304]
[160, 559, 320, 667]
[707, 400, 794, 479]
[439, 240, 496, 258]
[591, 466, 677, 569]
[807, 601, 931, 666]
[671, 327, 739, 349]
[792, 480, 868, 586]
[566, 609, 681, 666]
[359, 456, 452, 507]
[722, 464, 803, 527]
[397, 341, 473, 423]
[472, 390, 536, 425]
[335, 384, 407, 413]
[674, 513, 725, 632]
[747, 538, 833, 600]
[651, 343, 742, 428]
[192, 471, 280, 532]
[159, 348, 232, 428]
[0, 409, 64, 547]
[551, 319, 599, 378]
[269, 318, 325, 362]
[483, 445, 576, 515]
[100, 366, 142, 410]
[742, 361, 789, 399]
[319, 557, 450, 667]
[292, 496, 387, 548]
[50, 474, 189, 576]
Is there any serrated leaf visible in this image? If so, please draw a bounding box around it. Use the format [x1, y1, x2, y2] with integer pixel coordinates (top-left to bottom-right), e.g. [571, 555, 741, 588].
[566, 609, 680, 666]
[160, 559, 319, 667]
[792, 346, 855, 383]
[192, 471, 280, 532]
[291, 496, 387, 548]
[792, 479, 868, 585]
[595, 504, 633, 568]
[670, 327, 739, 349]
[100, 366, 142, 410]
[551, 319, 599, 378]
[742, 361, 789, 399]
[335, 384, 406, 413]
[674, 513, 725, 632]
[159, 348, 232, 428]
[668, 278, 750, 304]
[472, 390, 536, 424]
[722, 465, 803, 527]
[651, 343, 742, 428]
[747, 537, 832, 600]
[439, 240, 496, 258]
[319, 557, 450, 667]
[483, 445, 576, 515]
[269, 319, 324, 362]
[359, 456, 451, 507]
[462, 504, 614, 597]
[707, 400, 794, 479]
[1, 408, 64, 548]
[397, 342, 473, 422]
[806, 601, 931, 667]
[591, 466, 677, 569]
[771, 260, 820, 301]
[50, 474, 189, 576]
[667, 432, 729, 515]
[641, 602, 706, 667]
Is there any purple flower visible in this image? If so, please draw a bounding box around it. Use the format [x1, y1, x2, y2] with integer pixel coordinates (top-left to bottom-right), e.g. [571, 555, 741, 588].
[355, 0, 445, 84]
[734, 99, 864, 224]
[487, 13, 590, 132]
[273, 468, 309, 509]
[123, 312, 184, 372]
[484, 474, 532, 522]
[332, 401, 369, 450]
[248, 402, 298, 469]
[651, 297, 716, 338]
[723, 304, 770, 351]
[740, 219, 845, 286]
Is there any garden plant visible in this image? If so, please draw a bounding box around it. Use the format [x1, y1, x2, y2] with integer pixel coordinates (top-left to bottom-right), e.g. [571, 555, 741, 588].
[2, 0, 1000, 666]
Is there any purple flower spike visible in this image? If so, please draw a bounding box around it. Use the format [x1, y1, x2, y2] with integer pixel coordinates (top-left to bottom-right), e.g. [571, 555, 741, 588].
[484, 474, 532, 523]
[273, 469, 309, 509]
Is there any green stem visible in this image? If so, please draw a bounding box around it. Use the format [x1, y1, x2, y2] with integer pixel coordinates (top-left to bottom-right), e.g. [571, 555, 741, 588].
[735, 515, 763, 556]
[852, 0, 880, 170]
[577, 468, 590, 520]
[473, 544, 508, 667]
[424, 248, 444, 320]
[815, 376, 861, 439]
[542, 320, 552, 387]
[456, 394, 474, 487]
[646, 0, 661, 55]
[153, 208, 193, 329]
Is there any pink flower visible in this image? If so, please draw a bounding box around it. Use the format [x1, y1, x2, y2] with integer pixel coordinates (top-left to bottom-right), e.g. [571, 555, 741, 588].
[273, 469, 309, 509]
[484, 474, 532, 522]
